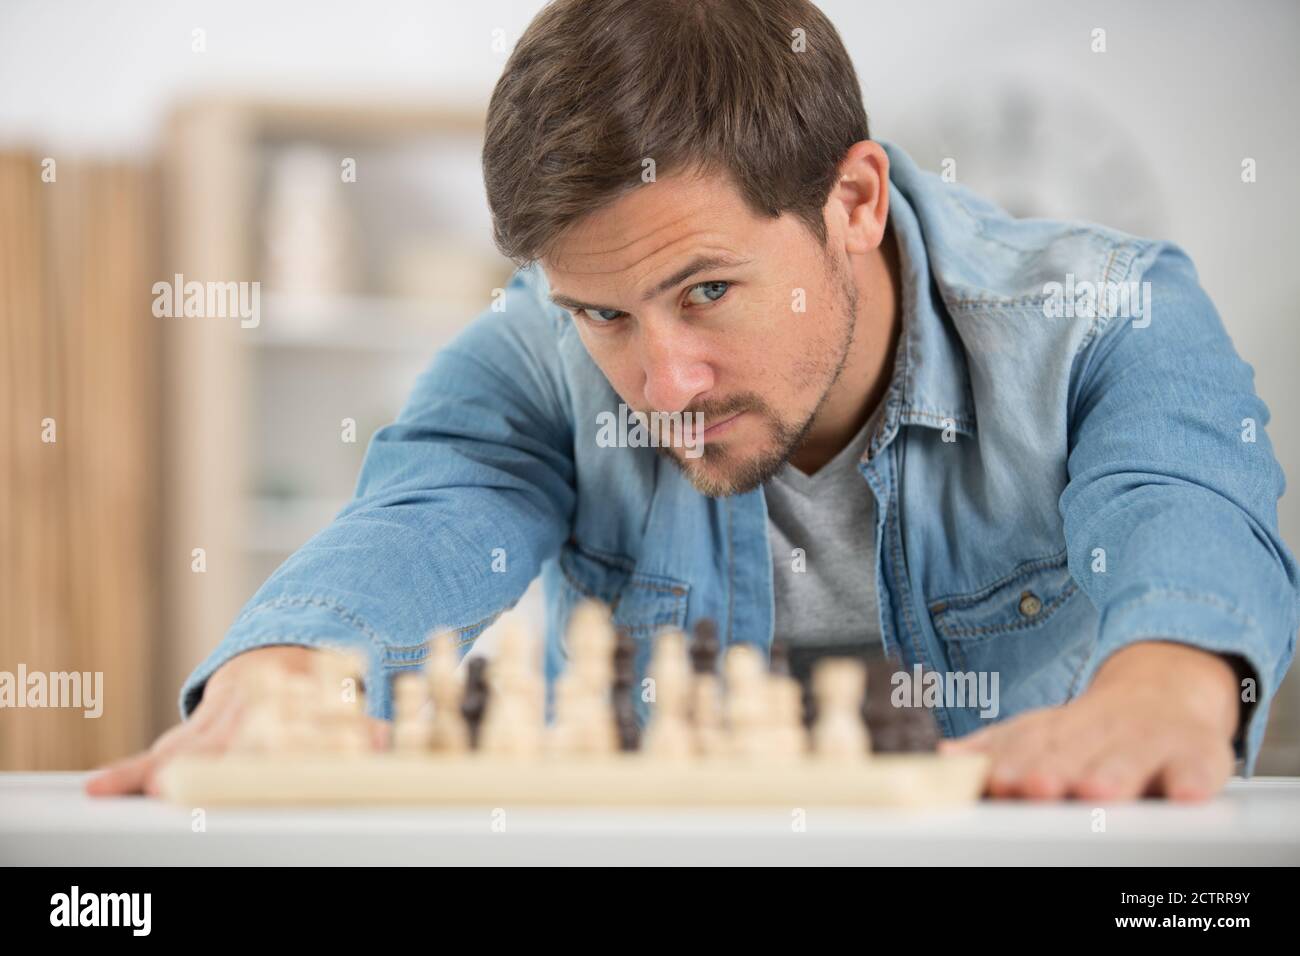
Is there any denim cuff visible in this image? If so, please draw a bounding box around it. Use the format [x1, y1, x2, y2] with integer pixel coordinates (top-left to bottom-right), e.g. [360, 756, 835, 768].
[177, 599, 388, 721]
[1077, 587, 1276, 776]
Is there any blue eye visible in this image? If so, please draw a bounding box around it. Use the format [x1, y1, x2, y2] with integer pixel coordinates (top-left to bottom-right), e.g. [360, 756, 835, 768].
[685, 280, 730, 306]
[580, 307, 626, 323]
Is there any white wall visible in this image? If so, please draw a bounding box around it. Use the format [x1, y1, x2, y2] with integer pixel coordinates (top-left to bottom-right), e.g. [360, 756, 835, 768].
[4, 0, 1296, 545]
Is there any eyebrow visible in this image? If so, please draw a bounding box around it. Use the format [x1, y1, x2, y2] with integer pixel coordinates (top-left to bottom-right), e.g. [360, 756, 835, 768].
[548, 254, 753, 313]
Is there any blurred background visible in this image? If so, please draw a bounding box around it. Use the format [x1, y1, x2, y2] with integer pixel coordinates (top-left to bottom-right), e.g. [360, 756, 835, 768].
[1, 0, 1297, 772]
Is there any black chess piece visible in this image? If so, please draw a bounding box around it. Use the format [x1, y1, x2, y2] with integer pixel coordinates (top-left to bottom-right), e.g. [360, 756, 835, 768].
[611, 627, 640, 751]
[690, 618, 720, 674]
[799, 672, 817, 732]
[768, 638, 791, 677]
[770, 638, 819, 731]
[460, 657, 490, 751]
[862, 656, 940, 753]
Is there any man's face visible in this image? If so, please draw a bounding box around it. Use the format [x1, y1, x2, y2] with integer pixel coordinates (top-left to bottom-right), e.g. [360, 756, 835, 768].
[541, 169, 859, 497]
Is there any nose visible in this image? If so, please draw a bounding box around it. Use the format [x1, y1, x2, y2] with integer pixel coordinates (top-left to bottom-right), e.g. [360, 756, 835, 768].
[638, 318, 713, 413]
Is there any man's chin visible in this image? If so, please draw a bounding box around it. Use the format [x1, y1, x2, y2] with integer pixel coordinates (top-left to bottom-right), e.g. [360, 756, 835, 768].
[660, 444, 785, 498]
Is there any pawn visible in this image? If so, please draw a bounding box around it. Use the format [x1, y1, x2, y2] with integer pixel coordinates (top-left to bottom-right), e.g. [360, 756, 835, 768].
[769, 639, 792, 678]
[767, 677, 808, 760]
[427, 631, 469, 754]
[765, 639, 806, 759]
[690, 619, 720, 673]
[689, 619, 725, 757]
[314, 648, 370, 754]
[724, 643, 768, 759]
[281, 673, 327, 753]
[393, 670, 432, 755]
[568, 600, 616, 688]
[478, 614, 545, 759]
[612, 628, 640, 752]
[643, 628, 693, 760]
[231, 664, 291, 754]
[550, 600, 618, 756]
[547, 676, 585, 755]
[460, 657, 490, 751]
[811, 658, 871, 761]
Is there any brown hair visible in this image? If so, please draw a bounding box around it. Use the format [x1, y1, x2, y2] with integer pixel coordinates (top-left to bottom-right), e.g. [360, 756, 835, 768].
[482, 0, 870, 266]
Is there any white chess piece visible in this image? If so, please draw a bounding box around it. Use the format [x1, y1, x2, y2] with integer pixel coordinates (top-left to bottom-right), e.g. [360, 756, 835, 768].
[724, 643, 769, 759]
[767, 673, 808, 760]
[550, 600, 619, 756]
[427, 631, 469, 754]
[281, 673, 327, 753]
[692, 673, 725, 758]
[643, 629, 693, 761]
[479, 613, 544, 759]
[811, 658, 870, 761]
[314, 648, 370, 754]
[231, 664, 289, 754]
[393, 671, 432, 755]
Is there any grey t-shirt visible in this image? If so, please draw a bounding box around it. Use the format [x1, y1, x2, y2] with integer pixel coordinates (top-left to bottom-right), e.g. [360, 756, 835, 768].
[764, 403, 886, 652]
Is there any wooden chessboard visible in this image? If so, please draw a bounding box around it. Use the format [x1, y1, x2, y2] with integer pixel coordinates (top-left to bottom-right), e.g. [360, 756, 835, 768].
[157, 751, 990, 808]
[166, 608, 989, 809]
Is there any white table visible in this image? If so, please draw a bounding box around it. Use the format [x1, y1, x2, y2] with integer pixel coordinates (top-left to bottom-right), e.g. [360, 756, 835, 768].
[2, 773, 1298, 865]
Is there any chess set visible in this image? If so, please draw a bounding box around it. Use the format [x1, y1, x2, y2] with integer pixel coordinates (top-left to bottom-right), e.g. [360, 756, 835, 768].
[159, 602, 990, 808]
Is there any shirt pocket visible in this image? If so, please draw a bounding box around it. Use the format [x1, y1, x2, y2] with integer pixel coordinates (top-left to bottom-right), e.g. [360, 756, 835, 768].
[928, 551, 1078, 644]
[925, 551, 1091, 713]
[557, 540, 689, 641]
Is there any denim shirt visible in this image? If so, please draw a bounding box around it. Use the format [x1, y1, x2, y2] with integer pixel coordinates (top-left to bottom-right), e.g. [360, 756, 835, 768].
[181, 142, 1298, 774]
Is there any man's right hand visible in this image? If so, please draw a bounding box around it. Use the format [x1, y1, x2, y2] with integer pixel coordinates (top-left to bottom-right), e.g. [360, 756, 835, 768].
[84, 645, 390, 797]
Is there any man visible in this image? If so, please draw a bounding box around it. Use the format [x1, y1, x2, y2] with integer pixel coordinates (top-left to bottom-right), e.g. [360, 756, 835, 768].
[90, 0, 1297, 800]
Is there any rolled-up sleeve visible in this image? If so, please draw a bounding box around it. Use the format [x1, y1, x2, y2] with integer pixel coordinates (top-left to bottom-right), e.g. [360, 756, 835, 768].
[1060, 244, 1299, 775]
[178, 266, 577, 721]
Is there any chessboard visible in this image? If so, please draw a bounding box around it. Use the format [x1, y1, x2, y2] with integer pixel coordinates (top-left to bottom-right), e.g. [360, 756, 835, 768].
[159, 602, 990, 808]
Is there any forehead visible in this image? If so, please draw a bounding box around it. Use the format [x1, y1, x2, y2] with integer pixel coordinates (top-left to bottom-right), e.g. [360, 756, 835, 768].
[542, 170, 770, 286]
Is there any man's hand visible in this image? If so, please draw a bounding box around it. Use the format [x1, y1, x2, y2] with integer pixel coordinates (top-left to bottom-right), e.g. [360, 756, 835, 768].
[85, 646, 390, 797]
[938, 641, 1242, 801]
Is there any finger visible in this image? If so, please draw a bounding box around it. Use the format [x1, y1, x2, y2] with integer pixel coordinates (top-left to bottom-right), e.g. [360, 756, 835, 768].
[1158, 744, 1233, 803]
[1015, 712, 1114, 801]
[1074, 731, 1172, 802]
[984, 719, 1055, 798]
[143, 692, 253, 797]
[368, 718, 391, 751]
[141, 713, 391, 797]
[998, 702, 1112, 801]
[84, 751, 156, 797]
[90, 703, 224, 798]
[85, 719, 194, 796]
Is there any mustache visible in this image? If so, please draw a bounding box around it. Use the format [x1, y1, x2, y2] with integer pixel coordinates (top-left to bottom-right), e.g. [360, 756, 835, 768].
[675, 393, 769, 422]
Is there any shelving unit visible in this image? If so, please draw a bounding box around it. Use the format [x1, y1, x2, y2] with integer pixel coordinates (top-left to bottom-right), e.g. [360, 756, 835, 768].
[161, 98, 514, 718]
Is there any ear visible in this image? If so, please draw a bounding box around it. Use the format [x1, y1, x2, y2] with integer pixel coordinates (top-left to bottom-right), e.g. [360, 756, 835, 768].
[826, 140, 890, 256]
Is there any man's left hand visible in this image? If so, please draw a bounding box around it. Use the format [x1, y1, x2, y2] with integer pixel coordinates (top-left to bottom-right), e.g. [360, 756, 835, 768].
[937, 641, 1242, 801]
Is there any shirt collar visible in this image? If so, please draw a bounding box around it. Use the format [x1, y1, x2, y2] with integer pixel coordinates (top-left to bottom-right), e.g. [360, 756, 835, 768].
[865, 141, 977, 463]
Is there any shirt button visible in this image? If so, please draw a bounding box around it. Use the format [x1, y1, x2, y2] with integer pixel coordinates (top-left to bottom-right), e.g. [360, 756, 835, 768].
[1018, 591, 1043, 617]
